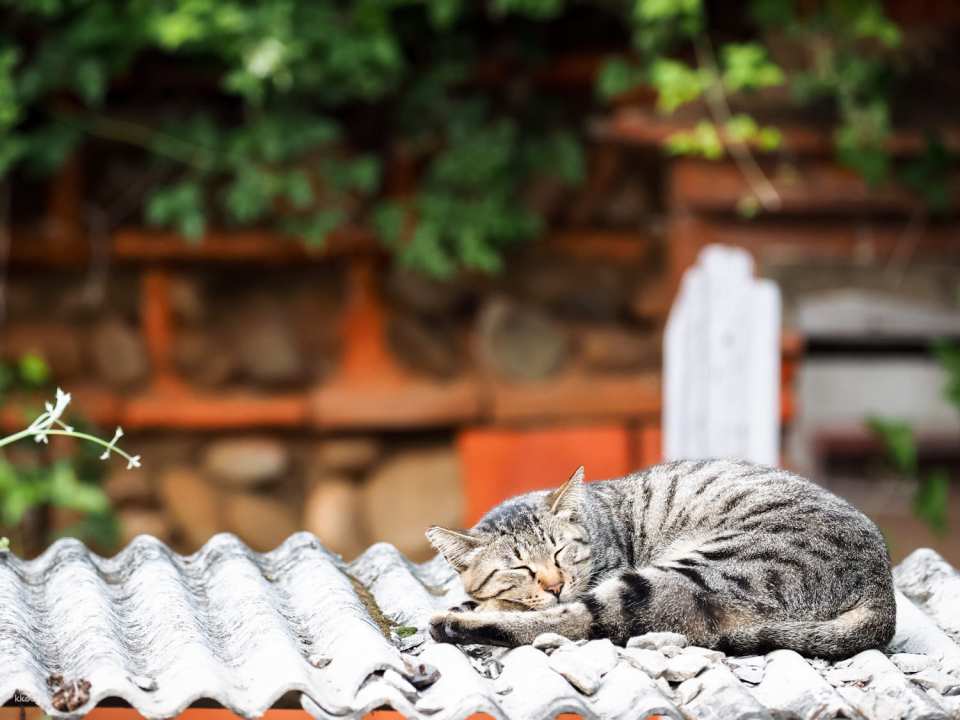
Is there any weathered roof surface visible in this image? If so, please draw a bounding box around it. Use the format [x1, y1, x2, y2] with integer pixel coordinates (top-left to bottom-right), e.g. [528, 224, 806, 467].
[1, 532, 959, 719]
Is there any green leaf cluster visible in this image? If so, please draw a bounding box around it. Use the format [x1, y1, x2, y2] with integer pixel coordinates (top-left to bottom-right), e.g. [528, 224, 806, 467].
[0, 458, 114, 537]
[0, 0, 950, 274]
[601, 0, 950, 216]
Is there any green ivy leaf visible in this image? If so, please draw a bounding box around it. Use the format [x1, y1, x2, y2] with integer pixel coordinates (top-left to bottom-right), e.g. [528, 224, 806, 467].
[721, 43, 784, 93]
[933, 340, 960, 412]
[427, 0, 463, 28]
[650, 58, 706, 113]
[17, 352, 50, 387]
[597, 59, 643, 100]
[666, 121, 724, 159]
[146, 180, 206, 241]
[48, 462, 110, 515]
[401, 222, 455, 278]
[284, 169, 314, 210]
[2, 480, 44, 526]
[373, 201, 406, 250]
[0, 459, 18, 494]
[850, 1, 901, 48]
[749, 0, 794, 27]
[287, 208, 345, 247]
[525, 131, 584, 185]
[634, 0, 702, 24]
[458, 227, 502, 273]
[75, 58, 107, 104]
[866, 417, 917, 476]
[914, 469, 949, 536]
[342, 156, 380, 193]
[0, 47, 21, 131]
[224, 167, 277, 224]
[899, 136, 955, 213]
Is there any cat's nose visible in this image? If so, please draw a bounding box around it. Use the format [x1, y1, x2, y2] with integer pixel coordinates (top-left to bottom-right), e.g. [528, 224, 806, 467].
[544, 581, 564, 598]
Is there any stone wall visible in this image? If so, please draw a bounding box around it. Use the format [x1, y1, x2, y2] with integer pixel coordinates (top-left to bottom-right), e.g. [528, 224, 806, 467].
[3, 231, 667, 561]
[98, 433, 461, 561]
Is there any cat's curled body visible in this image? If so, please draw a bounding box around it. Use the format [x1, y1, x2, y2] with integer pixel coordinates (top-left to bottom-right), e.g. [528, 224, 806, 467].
[426, 459, 896, 659]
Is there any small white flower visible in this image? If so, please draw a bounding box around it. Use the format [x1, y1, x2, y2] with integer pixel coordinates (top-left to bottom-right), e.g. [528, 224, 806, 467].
[28, 388, 72, 443]
[126, 455, 142, 470]
[99, 426, 125, 460]
[46, 388, 71, 423]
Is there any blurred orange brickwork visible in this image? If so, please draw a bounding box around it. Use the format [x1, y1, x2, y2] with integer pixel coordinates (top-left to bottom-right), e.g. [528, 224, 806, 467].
[458, 426, 633, 525]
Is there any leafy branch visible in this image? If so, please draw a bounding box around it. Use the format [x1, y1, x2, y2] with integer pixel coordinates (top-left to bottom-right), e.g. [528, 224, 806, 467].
[0, 0, 952, 274]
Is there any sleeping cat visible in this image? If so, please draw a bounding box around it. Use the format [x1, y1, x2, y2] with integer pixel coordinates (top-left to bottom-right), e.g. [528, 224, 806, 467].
[426, 459, 896, 659]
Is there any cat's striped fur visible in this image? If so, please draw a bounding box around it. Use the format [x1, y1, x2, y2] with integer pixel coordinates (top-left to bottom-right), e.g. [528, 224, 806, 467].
[426, 459, 896, 659]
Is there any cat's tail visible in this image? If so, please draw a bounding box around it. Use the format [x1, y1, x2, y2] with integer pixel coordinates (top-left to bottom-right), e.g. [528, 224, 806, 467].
[719, 597, 897, 660]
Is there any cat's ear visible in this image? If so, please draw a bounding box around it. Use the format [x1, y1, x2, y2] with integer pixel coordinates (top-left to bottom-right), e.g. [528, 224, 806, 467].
[425, 526, 483, 570]
[548, 465, 586, 519]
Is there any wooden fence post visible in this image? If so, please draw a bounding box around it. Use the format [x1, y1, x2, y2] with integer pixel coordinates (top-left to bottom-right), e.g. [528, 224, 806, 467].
[663, 244, 781, 465]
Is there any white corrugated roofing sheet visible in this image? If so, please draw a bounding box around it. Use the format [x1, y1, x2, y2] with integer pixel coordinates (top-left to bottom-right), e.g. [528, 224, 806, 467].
[0, 532, 958, 719]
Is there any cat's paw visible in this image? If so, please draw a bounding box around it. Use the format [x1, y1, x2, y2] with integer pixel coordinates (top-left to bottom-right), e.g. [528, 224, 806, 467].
[429, 611, 470, 644]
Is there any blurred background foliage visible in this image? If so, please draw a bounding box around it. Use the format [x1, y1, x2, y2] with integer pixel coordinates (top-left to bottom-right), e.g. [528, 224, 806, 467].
[0, 0, 952, 276]
[869, 341, 960, 536]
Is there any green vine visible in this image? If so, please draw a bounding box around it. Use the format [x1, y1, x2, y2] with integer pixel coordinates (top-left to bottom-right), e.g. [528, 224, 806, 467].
[0, 0, 952, 275]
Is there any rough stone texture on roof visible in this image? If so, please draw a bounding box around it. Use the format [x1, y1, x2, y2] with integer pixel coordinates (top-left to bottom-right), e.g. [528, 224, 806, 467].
[0, 532, 958, 719]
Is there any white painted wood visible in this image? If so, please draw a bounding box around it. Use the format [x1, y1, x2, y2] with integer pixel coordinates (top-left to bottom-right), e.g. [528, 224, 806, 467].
[797, 289, 960, 338]
[663, 245, 782, 465]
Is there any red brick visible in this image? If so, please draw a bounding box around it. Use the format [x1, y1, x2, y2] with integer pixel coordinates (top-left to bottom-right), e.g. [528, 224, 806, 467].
[142, 270, 173, 381]
[458, 426, 632, 525]
[125, 391, 309, 430]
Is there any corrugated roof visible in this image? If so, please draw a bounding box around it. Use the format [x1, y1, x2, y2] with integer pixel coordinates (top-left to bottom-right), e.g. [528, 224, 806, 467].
[1, 532, 958, 719]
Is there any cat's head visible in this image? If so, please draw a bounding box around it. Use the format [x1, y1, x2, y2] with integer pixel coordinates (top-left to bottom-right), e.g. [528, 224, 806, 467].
[425, 466, 592, 610]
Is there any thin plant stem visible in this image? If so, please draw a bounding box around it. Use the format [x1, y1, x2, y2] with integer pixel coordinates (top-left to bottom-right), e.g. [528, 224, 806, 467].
[52, 109, 214, 171]
[0, 428, 36, 449]
[693, 35, 782, 212]
[15, 430, 139, 466]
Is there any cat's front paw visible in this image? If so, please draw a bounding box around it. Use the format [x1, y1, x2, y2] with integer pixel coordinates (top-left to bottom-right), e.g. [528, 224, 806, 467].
[429, 611, 471, 644]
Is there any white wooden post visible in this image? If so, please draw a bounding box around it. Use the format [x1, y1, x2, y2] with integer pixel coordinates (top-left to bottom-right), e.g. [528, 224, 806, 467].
[663, 244, 782, 465]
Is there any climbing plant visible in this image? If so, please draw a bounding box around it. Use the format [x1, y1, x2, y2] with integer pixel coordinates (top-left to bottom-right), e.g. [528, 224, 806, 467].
[0, 0, 951, 275]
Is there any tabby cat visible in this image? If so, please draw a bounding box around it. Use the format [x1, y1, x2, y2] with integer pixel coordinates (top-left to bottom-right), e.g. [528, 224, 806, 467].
[426, 459, 896, 659]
